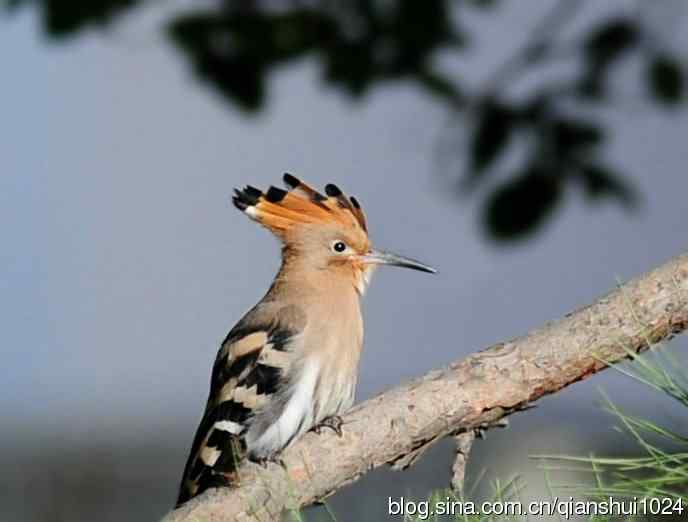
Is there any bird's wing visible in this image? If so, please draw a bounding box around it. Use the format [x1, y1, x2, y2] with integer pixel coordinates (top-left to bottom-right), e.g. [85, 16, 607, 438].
[176, 304, 305, 506]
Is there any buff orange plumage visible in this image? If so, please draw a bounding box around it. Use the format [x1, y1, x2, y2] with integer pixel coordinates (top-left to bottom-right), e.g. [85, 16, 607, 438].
[176, 174, 435, 505]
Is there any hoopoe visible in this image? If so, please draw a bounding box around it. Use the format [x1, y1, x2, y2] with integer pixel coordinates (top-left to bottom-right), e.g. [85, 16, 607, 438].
[176, 174, 435, 505]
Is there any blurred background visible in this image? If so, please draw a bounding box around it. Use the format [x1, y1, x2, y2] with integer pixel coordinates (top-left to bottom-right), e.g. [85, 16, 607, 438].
[2, 0, 687, 520]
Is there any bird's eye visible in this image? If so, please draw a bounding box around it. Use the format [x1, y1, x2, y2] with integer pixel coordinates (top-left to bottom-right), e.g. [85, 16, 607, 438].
[332, 241, 347, 253]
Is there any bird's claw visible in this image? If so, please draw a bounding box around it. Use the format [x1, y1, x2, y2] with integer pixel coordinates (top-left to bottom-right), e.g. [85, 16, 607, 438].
[475, 418, 509, 439]
[314, 415, 343, 437]
[255, 455, 287, 470]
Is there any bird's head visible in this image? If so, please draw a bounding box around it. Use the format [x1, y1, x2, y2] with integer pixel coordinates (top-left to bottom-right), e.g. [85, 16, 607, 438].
[233, 174, 435, 294]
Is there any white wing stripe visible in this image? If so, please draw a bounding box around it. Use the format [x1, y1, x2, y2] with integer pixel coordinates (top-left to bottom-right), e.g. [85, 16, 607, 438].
[246, 358, 319, 456]
[214, 420, 244, 434]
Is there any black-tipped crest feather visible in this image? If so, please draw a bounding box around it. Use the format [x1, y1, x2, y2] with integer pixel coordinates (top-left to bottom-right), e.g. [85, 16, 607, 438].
[265, 186, 288, 203]
[233, 175, 368, 234]
[283, 173, 328, 203]
[233, 186, 262, 211]
[282, 173, 300, 189]
[325, 184, 342, 197]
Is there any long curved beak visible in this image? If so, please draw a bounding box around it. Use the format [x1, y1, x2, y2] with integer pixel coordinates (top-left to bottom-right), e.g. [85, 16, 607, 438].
[358, 249, 437, 274]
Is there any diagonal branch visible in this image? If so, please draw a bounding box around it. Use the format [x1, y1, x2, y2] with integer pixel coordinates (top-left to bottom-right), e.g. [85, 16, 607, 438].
[163, 252, 688, 522]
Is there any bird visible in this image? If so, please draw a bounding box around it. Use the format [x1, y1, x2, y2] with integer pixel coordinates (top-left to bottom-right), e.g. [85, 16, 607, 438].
[176, 173, 435, 506]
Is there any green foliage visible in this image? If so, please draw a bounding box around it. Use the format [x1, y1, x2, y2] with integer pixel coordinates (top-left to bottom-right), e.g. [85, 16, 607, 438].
[394, 348, 688, 522]
[539, 348, 688, 519]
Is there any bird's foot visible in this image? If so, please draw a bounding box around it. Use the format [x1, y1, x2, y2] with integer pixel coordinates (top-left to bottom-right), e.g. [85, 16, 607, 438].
[474, 418, 509, 439]
[254, 454, 287, 470]
[473, 403, 534, 438]
[313, 415, 343, 437]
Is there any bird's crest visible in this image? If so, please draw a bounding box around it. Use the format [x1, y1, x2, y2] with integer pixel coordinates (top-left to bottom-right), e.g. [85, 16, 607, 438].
[233, 173, 368, 237]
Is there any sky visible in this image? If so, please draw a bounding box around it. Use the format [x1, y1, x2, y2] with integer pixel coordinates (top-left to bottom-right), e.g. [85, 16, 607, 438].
[1, 1, 687, 521]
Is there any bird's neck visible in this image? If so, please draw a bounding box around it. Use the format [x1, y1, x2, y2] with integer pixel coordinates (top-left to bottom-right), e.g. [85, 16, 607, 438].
[269, 254, 365, 366]
[268, 256, 364, 305]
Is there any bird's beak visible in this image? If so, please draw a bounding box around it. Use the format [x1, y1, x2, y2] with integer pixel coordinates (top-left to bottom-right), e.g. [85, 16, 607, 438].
[358, 249, 437, 274]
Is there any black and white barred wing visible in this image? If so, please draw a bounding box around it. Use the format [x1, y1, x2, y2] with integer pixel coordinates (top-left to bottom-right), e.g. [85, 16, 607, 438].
[176, 314, 300, 506]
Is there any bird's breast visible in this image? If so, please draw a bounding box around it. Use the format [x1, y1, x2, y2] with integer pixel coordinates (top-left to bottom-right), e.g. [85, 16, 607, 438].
[243, 293, 363, 459]
[303, 297, 364, 423]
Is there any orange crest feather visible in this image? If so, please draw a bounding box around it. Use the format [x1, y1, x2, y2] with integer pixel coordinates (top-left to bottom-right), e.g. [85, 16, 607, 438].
[232, 174, 368, 237]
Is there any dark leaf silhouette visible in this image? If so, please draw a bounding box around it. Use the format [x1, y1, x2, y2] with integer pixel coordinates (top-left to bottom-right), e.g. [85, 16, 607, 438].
[9, 1, 687, 241]
[552, 118, 603, 158]
[579, 19, 639, 100]
[169, 9, 337, 111]
[469, 100, 516, 177]
[466, 0, 500, 8]
[584, 19, 638, 66]
[312, 0, 459, 95]
[577, 64, 605, 100]
[648, 55, 684, 106]
[7, 0, 140, 36]
[484, 167, 562, 239]
[417, 70, 463, 105]
[168, 1, 457, 109]
[579, 163, 637, 208]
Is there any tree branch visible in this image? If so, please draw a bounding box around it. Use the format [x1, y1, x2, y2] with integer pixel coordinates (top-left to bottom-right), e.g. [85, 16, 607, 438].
[163, 252, 688, 522]
[450, 431, 475, 493]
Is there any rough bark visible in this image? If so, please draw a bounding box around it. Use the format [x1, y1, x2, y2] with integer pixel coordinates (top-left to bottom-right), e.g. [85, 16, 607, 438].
[450, 431, 475, 493]
[163, 253, 688, 522]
